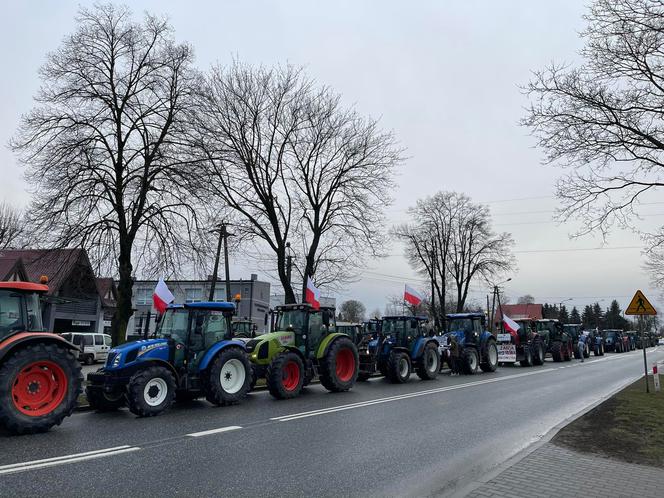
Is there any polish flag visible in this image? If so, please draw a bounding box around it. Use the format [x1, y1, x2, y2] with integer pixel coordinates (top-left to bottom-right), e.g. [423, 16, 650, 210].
[305, 276, 321, 310]
[153, 277, 175, 314]
[404, 284, 423, 306]
[502, 314, 521, 342]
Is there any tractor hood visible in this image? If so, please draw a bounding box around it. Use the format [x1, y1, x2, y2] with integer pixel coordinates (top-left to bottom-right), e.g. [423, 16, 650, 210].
[440, 330, 466, 346]
[244, 331, 297, 364]
[105, 338, 170, 370]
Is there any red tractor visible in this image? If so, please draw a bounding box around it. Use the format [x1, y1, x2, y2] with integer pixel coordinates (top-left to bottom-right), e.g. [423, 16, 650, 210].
[0, 281, 82, 434]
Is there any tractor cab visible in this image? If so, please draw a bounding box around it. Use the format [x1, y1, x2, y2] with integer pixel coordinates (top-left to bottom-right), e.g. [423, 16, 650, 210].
[444, 313, 487, 346]
[563, 323, 583, 343]
[273, 304, 336, 357]
[536, 319, 566, 342]
[337, 322, 363, 345]
[232, 319, 257, 339]
[0, 282, 47, 339]
[514, 319, 537, 343]
[380, 316, 428, 350]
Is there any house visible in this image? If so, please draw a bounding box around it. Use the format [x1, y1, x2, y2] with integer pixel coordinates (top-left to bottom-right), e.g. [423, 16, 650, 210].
[0, 248, 111, 334]
[96, 277, 118, 335]
[494, 303, 544, 328]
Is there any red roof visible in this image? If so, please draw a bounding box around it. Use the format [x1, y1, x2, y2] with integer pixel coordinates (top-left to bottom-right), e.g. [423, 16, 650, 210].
[495, 303, 543, 322]
[0, 282, 49, 292]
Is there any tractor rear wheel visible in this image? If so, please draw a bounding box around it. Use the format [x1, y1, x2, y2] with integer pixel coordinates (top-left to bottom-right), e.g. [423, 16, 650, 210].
[480, 341, 498, 373]
[387, 351, 411, 383]
[520, 346, 533, 367]
[86, 387, 125, 411]
[267, 352, 304, 399]
[551, 341, 563, 362]
[205, 347, 252, 406]
[532, 342, 545, 365]
[126, 366, 176, 417]
[563, 342, 572, 361]
[461, 348, 479, 374]
[573, 343, 582, 359]
[416, 342, 440, 380]
[0, 343, 82, 434]
[319, 337, 359, 392]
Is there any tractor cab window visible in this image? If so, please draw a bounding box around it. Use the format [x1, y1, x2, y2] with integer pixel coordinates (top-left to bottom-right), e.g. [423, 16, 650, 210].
[447, 318, 473, 334]
[156, 308, 189, 343]
[276, 310, 306, 335]
[473, 319, 483, 334]
[195, 310, 229, 347]
[382, 319, 406, 339]
[25, 292, 44, 331]
[605, 331, 617, 339]
[0, 290, 24, 336]
[307, 312, 325, 349]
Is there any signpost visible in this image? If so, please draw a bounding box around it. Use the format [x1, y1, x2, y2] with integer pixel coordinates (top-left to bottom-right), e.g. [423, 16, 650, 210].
[625, 289, 657, 393]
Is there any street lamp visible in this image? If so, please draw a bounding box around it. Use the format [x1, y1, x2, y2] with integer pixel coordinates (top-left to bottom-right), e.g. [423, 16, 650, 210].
[559, 298, 573, 309]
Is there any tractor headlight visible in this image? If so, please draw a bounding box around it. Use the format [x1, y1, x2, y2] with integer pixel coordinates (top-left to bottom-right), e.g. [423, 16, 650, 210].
[112, 353, 121, 367]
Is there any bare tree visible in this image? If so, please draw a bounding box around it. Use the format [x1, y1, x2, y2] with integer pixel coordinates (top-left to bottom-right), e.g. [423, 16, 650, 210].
[394, 192, 514, 316]
[0, 203, 25, 250]
[11, 5, 201, 344]
[522, 0, 664, 283]
[191, 62, 401, 303]
[339, 299, 366, 322]
[517, 294, 535, 304]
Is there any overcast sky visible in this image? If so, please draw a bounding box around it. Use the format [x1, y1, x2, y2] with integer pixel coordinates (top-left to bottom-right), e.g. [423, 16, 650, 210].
[1, 1, 659, 315]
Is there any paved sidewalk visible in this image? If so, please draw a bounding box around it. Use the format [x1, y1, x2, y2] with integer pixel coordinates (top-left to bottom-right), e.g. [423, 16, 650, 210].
[465, 442, 664, 498]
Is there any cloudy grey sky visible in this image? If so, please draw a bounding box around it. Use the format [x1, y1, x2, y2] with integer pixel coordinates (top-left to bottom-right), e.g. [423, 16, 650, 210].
[1, 1, 658, 314]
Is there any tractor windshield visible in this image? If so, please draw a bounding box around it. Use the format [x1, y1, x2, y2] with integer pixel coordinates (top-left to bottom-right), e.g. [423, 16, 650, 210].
[0, 290, 26, 337]
[605, 331, 617, 339]
[382, 319, 407, 339]
[447, 318, 474, 334]
[276, 310, 307, 335]
[25, 292, 44, 331]
[156, 308, 189, 343]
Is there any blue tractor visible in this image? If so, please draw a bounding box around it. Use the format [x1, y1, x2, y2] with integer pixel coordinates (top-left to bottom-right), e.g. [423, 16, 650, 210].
[85, 301, 252, 417]
[439, 313, 498, 374]
[358, 316, 440, 383]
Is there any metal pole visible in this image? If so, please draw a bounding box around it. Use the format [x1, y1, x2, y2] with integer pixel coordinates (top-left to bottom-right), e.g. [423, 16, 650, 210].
[143, 310, 151, 340]
[641, 314, 650, 393]
[208, 224, 224, 301]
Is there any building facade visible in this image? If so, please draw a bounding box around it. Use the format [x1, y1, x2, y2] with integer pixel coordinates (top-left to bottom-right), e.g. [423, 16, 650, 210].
[128, 274, 271, 338]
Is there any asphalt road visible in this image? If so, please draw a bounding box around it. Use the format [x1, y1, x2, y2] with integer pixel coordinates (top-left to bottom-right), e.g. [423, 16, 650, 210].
[1, 347, 662, 497]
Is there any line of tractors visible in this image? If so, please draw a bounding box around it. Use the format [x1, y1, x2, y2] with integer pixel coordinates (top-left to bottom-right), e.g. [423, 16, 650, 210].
[0, 280, 658, 435]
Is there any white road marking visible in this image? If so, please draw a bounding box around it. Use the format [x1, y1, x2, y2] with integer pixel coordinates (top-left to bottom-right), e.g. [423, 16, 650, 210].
[0, 446, 140, 475]
[272, 368, 556, 422]
[186, 425, 242, 437]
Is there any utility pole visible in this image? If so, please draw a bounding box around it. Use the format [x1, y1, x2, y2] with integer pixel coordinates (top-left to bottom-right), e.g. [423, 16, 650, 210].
[208, 223, 234, 302]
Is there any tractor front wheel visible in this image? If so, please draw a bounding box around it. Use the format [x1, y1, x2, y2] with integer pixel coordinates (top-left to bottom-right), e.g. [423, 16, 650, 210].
[551, 341, 563, 362]
[563, 342, 572, 361]
[520, 346, 533, 367]
[0, 343, 82, 434]
[205, 347, 252, 406]
[387, 351, 411, 383]
[319, 337, 359, 392]
[461, 348, 479, 374]
[267, 352, 304, 399]
[126, 366, 176, 417]
[86, 387, 125, 411]
[480, 341, 498, 373]
[416, 342, 440, 380]
[532, 342, 545, 365]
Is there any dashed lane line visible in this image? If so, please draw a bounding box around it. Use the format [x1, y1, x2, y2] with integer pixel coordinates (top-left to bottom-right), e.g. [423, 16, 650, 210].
[186, 425, 242, 437]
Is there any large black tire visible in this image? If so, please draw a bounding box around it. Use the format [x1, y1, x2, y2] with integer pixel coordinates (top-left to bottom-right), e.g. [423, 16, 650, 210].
[319, 337, 359, 392]
[266, 351, 304, 399]
[205, 347, 252, 406]
[573, 343, 582, 359]
[86, 387, 125, 411]
[551, 341, 563, 362]
[386, 351, 411, 383]
[532, 342, 545, 366]
[126, 366, 176, 417]
[520, 346, 533, 367]
[480, 340, 498, 373]
[563, 342, 572, 361]
[0, 343, 82, 434]
[461, 348, 479, 374]
[378, 362, 389, 377]
[416, 342, 440, 380]
[84, 354, 94, 366]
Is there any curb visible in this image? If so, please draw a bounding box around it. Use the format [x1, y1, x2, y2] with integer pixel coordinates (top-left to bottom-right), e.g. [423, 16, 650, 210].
[447, 372, 643, 498]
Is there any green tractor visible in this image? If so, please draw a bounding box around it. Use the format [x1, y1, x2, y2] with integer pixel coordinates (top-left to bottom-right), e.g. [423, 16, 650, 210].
[536, 319, 573, 362]
[337, 322, 364, 346]
[232, 319, 257, 339]
[244, 304, 359, 399]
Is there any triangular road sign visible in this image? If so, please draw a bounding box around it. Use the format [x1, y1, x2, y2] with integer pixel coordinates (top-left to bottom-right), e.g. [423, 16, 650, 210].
[625, 289, 657, 316]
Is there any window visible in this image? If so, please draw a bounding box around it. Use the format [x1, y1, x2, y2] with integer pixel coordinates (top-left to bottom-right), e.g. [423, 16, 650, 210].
[134, 316, 144, 335]
[82, 335, 93, 346]
[25, 293, 43, 331]
[213, 287, 227, 302]
[156, 309, 189, 343]
[94, 335, 103, 346]
[136, 288, 151, 306]
[69, 334, 82, 346]
[104, 336, 112, 346]
[242, 287, 250, 298]
[0, 289, 24, 334]
[185, 288, 202, 303]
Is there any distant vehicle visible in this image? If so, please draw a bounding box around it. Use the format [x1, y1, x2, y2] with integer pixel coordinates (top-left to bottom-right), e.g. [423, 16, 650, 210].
[603, 329, 629, 353]
[231, 320, 257, 339]
[496, 318, 545, 367]
[658, 338, 664, 346]
[337, 322, 364, 346]
[439, 313, 498, 374]
[60, 332, 112, 364]
[536, 319, 573, 362]
[563, 324, 586, 358]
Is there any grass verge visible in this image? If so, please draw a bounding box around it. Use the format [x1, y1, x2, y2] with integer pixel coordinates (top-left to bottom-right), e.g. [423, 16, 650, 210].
[553, 376, 664, 468]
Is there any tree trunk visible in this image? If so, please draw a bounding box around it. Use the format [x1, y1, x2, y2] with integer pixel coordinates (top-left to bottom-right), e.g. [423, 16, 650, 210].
[276, 245, 296, 304]
[112, 246, 133, 346]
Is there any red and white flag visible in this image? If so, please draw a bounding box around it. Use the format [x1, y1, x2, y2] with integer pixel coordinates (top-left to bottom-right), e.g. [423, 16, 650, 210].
[502, 314, 520, 335]
[153, 277, 174, 314]
[404, 284, 423, 306]
[305, 276, 321, 310]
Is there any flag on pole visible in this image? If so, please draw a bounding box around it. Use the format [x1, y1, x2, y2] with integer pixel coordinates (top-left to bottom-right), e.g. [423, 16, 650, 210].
[404, 284, 423, 306]
[305, 276, 321, 310]
[502, 314, 520, 341]
[153, 277, 174, 314]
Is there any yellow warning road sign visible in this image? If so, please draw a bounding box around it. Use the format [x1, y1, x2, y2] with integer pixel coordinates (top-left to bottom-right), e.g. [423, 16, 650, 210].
[625, 289, 657, 316]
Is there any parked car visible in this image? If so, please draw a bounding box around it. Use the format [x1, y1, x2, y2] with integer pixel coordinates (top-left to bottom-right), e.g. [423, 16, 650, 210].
[60, 332, 112, 364]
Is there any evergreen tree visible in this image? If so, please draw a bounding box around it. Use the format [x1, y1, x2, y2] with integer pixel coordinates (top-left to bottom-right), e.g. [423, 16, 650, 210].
[570, 306, 581, 324]
[592, 302, 604, 328]
[559, 305, 570, 324]
[582, 305, 594, 329]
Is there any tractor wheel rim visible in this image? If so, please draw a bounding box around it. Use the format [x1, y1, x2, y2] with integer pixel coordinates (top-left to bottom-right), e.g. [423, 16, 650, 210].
[399, 358, 409, 377]
[426, 350, 438, 372]
[335, 348, 355, 382]
[220, 358, 246, 394]
[282, 361, 300, 391]
[488, 344, 498, 365]
[143, 378, 168, 407]
[469, 353, 477, 370]
[11, 360, 68, 417]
